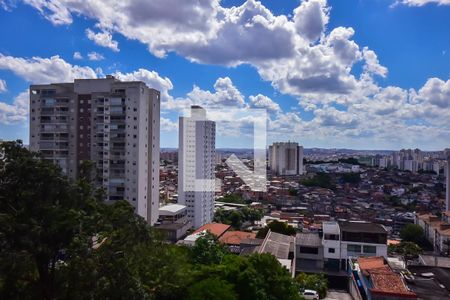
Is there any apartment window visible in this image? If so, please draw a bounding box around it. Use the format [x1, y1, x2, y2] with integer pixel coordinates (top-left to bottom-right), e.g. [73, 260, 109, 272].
[328, 248, 335, 253]
[347, 244, 361, 253]
[363, 245, 376, 254]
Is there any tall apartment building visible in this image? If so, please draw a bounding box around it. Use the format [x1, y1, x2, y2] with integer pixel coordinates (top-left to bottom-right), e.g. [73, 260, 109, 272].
[29, 76, 160, 224]
[178, 106, 216, 228]
[268, 141, 304, 176]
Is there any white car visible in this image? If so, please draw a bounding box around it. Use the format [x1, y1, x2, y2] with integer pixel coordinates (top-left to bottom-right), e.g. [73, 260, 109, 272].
[300, 289, 319, 300]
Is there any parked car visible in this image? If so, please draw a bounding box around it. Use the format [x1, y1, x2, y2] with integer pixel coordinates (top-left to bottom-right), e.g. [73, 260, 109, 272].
[300, 289, 319, 300]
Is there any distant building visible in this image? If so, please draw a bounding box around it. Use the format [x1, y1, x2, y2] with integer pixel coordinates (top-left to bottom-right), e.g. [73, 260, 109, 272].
[446, 149, 450, 211]
[29, 77, 160, 224]
[154, 204, 192, 242]
[178, 106, 216, 228]
[268, 142, 304, 176]
[295, 221, 388, 274]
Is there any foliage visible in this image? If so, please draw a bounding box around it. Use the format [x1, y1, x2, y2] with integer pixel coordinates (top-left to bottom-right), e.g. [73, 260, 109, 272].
[220, 194, 246, 204]
[256, 220, 297, 239]
[388, 241, 423, 259]
[300, 172, 335, 190]
[400, 224, 425, 246]
[190, 232, 229, 265]
[338, 157, 360, 165]
[0, 141, 302, 300]
[289, 188, 299, 196]
[341, 173, 361, 184]
[214, 207, 264, 230]
[295, 273, 328, 299]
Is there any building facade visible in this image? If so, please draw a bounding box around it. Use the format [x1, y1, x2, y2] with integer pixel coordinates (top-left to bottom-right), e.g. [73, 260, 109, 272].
[268, 142, 304, 176]
[29, 76, 160, 224]
[178, 106, 216, 228]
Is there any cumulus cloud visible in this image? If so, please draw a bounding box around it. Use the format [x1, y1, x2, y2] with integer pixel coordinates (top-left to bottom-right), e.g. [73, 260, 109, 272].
[113, 68, 173, 103]
[0, 90, 29, 124]
[23, 0, 72, 25]
[293, 0, 329, 42]
[160, 117, 177, 132]
[73, 51, 83, 59]
[411, 78, 450, 108]
[86, 28, 119, 52]
[248, 94, 280, 113]
[0, 79, 6, 92]
[0, 53, 97, 83]
[87, 51, 104, 61]
[186, 77, 246, 108]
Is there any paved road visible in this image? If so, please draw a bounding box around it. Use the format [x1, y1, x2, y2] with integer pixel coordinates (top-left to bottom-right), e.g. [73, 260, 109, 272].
[323, 290, 353, 300]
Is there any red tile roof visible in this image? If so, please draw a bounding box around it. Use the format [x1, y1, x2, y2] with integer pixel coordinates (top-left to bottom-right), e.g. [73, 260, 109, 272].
[193, 223, 231, 238]
[219, 231, 256, 245]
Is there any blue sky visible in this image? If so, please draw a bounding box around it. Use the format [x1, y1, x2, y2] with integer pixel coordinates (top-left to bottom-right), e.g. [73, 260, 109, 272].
[0, 0, 449, 150]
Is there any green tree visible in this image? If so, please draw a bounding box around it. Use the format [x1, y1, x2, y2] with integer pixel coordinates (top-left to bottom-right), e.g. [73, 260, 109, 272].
[296, 273, 328, 298]
[256, 220, 297, 239]
[388, 241, 423, 260]
[341, 173, 361, 184]
[300, 173, 335, 190]
[400, 224, 425, 245]
[190, 232, 228, 265]
[187, 277, 237, 300]
[220, 194, 245, 204]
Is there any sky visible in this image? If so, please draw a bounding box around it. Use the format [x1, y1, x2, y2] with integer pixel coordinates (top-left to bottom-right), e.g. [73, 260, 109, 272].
[0, 0, 449, 150]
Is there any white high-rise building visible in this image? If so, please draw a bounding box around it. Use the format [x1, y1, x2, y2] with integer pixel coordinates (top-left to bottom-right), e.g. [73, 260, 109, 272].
[178, 106, 216, 228]
[268, 142, 304, 176]
[30, 76, 160, 224]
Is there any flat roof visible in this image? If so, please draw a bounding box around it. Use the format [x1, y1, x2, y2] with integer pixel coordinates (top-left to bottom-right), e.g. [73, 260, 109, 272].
[296, 232, 321, 247]
[339, 221, 387, 234]
[158, 204, 186, 216]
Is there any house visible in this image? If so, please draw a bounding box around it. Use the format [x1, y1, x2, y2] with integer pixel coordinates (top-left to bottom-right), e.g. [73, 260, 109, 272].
[349, 256, 417, 300]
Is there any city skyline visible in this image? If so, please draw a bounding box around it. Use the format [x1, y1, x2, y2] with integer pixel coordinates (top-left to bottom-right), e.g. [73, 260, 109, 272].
[0, 0, 450, 150]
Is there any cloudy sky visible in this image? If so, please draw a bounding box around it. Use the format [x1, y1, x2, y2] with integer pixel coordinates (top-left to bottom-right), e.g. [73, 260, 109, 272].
[0, 0, 449, 150]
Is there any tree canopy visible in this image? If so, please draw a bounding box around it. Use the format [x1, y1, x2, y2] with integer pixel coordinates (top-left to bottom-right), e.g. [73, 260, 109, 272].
[0, 141, 301, 300]
[256, 220, 297, 239]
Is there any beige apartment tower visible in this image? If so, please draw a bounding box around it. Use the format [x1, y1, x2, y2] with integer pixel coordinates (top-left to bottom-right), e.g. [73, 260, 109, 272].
[269, 142, 304, 176]
[29, 76, 160, 224]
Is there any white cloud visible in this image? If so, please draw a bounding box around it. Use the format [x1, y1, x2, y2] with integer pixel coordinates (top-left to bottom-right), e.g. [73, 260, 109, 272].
[0, 79, 6, 92]
[160, 117, 177, 132]
[86, 28, 119, 52]
[23, 0, 72, 25]
[248, 94, 280, 113]
[87, 51, 104, 61]
[73, 51, 83, 59]
[0, 90, 29, 124]
[411, 77, 450, 108]
[393, 0, 450, 6]
[293, 0, 329, 43]
[186, 77, 245, 108]
[0, 53, 97, 83]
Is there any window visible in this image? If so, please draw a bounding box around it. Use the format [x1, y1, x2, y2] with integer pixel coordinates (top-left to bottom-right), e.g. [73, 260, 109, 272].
[347, 244, 361, 253]
[324, 234, 339, 240]
[299, 247, 319, 255]
[328, 248, 335, 253]
[363, 245, 376, 254]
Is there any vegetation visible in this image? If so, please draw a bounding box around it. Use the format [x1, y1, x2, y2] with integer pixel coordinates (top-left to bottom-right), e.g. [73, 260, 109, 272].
[214, 207, 264, 230]
[295, 273, 328, 298]
[219, 194, 246, 204]
[388, 241, 423, 260]
[300, 172, 335, 190]
[0, 141, 301, 300]
[256, 220, 297, 239]
[341, 172, 361, 184]
[400, 224, 429, 248]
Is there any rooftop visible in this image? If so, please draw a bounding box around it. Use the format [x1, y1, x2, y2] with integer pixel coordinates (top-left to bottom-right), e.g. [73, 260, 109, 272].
[158, 204, 186, 216]
[296, 232, 322, 247]
[192, 223, 231, 238]
[219, 231, 256, 245]
[339, 221, 387, 234]
[259, 230, 294, 259]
